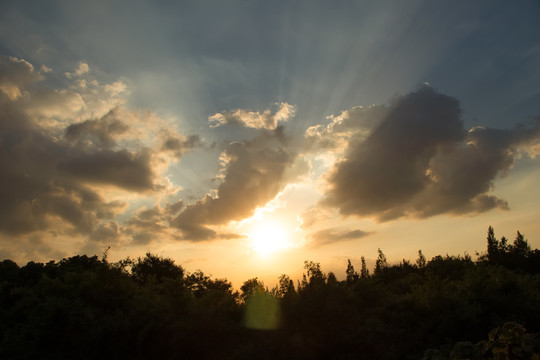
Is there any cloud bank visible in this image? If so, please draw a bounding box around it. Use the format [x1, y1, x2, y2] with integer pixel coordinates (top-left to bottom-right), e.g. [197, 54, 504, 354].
[320, 87, 540, 221]
[0, 56, 200, 257]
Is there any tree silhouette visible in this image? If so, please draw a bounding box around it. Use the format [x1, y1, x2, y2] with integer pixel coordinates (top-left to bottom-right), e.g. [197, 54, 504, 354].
[416, 250, 426, 269]
[374, 248, 387, 274]
[346, 259, 359, 283]
[512, 231, 530, 258]
[486, 225, 499, 261]
[277, 274, 295, 298]
[240, 277, 265, 302]
[300, 260, 326, 290]
[131, 252, 184, 284]
[0, 226, 539, 360]
[360, 256, 370, 278]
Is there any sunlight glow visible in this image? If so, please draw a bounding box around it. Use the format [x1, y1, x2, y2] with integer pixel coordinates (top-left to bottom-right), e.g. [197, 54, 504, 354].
[249, 221, 290, 257]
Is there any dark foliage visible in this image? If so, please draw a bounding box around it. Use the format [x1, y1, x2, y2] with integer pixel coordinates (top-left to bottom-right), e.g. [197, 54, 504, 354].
[0, 227, 539, 359]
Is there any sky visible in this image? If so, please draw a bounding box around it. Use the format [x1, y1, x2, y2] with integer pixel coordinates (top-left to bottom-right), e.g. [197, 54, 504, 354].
[1, 0, 540, 287]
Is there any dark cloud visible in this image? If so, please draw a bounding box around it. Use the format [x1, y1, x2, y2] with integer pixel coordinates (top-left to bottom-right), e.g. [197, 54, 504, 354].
[88, 221, 122, 243]
[160, 133, 202, 159]
[0, 56, 196, 249]
[119, 202, 195, 245]
[59, 149, 156, 192]
[0, 80, 126, 235]
[322, 87, 540, 221]
[171, 126, 299, 240]
[410, 123, 540, 217]
[0, 56, 43, 100]
[0, 168, 126, 237]
[124, 207, 169, 245]
[308, 227, 371, 247]
[165, 200, 184, 215]
[65, 108, 129, 149]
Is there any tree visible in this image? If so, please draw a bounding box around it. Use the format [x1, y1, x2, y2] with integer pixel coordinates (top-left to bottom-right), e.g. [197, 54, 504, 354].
[482, 227, 535, 271]
[498, 236, 509, 253]
[0, 259, 19, 283]
[360, 256, 369, 278]
[277, 274, 295, 298]
[240, 277, 265, 302]
[512, 231, 530, 258]
[416, 250, 426, 269]
[185, 270, 212, 297]
[302, 260, 326, 288]
[131, 253, 184, 284]
[486, 225, 499, 262]
[374, 248, 387, 274]
[346, 259, 359, 283]
[327, 271, 338, 285]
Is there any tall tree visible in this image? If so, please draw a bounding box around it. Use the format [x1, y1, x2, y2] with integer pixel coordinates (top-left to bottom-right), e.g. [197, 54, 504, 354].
[416, 250, 426, 269]
[346, 259, 359, 283]
[327, 271, 338, 285]
[304, 260, 326, 286]
[512, 231, 530, 258]
[486, 225, 499, 261]
[374, 248, 387, 274]
[277, 274, 295, 298]
[360, 256, 369, 278]
[498, 236, 509, 253]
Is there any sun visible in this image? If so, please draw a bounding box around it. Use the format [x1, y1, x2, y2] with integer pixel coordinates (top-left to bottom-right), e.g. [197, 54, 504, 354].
[249, 221, 290, 257]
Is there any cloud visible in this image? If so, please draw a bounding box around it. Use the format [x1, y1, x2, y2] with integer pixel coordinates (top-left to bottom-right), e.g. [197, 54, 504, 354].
[209, 102, 296, 129]
[159, 131, 203, 159]
[124, 206, 169, 245]
[171, 126, 299, 240]
[304, 105, 387, 152]
[89, 221, 123, 243]
[40, 65, 52, 73]
[308, 227, 372, 247]
[59, 149, 157, 192]
[22, 88, 85, 120]
[321, 87, 540, 221]
[299, 206, 332, 230]
[65, 61, 90, 78]
[0, 233, 67, 263]
[0, 80, 126, 236]
[0, 56, 43, 100]
[103, 81, 127, 95]
[116, 201, 190, 246]
[0, 56, 200, 253]
[65, 108, 130, 149]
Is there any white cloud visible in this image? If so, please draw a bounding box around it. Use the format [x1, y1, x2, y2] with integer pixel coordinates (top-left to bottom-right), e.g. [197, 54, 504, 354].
[66, 61, 90, 78]
[209, 102, 296, 129]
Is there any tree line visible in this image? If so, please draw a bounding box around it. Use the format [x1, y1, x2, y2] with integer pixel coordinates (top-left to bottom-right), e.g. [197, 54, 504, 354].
[1, 226, 539, 359]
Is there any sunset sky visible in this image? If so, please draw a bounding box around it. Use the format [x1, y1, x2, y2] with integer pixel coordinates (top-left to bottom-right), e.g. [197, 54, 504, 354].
[1, 0, 540, 287]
